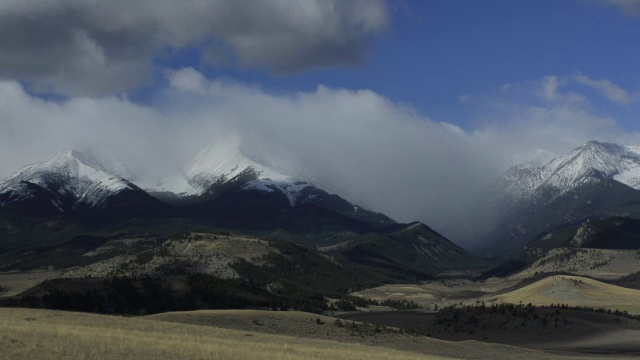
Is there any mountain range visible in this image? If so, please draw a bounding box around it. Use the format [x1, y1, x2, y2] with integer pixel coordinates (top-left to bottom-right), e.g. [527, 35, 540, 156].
[453, 140, 640, 257]
[6, 138, 640, 320]
[0, 149, 168, 220]
[6, 138, 640, 276]
[0, 139, 482, 278]
[150, 135, 395, 236]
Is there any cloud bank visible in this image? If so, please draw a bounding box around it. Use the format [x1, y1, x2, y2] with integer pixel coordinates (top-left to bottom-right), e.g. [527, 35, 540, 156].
[2, 69, 640, 235]
[0, 0, 389, 95]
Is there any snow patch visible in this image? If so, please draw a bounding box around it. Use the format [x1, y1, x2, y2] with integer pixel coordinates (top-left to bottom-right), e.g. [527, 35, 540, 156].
[242, 179, 312, 206]
[500, 141, 640, 202]
[0, 149, 134, 209]
[155, 134, 314, 204]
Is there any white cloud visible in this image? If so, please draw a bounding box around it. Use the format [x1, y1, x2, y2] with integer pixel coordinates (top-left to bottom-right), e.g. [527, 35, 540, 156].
[1, 69, 640, 242]
[595, 0, 640, 15]
[571, 72, 638, 105]
[539, 75, 587, 105]
[166, 68, 208, 95]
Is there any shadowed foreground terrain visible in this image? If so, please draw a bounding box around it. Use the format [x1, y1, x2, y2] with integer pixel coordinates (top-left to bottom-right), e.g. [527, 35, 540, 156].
[0, 307, 595, 360]
[341, 307, 640, 357]
[147, 309, 576, 360]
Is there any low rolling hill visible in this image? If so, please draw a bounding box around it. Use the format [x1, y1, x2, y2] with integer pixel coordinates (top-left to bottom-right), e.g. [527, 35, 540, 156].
[510, 248, 640, 281]
[0, 308, 448, 360]
[486, 275, 640, 314]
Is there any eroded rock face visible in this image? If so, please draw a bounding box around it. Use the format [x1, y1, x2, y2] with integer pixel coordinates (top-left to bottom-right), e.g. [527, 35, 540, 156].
[570, 220, 595, 248]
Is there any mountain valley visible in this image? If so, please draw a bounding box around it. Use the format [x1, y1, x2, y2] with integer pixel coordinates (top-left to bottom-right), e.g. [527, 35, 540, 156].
[3, 141, 640, 359]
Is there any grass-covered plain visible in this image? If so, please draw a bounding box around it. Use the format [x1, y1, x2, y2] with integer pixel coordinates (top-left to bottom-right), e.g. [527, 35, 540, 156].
[1, 308, 452, 360]
[0, 270, 59, 298]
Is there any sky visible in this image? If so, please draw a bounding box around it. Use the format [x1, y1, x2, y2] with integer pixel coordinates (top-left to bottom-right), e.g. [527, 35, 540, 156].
[1, 0, 640, 235]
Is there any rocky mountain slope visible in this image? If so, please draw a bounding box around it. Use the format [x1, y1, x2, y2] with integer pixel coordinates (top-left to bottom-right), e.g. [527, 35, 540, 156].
[482, 216, 640, 279]
[0, 145, 485, 280]
[327, 222, 487, 279]
[497, 141, 640, 205]
[457, 141, 640, 256]
[153, 137, 394, 232]
[0, 149, 169, 220]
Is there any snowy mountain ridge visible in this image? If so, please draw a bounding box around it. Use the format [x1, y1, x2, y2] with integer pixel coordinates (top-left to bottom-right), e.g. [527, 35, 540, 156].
[74, 147, 136, 181]
[0, 139, 373, 222]
[149, 136, 395, 226]
[0, 149, 135, 211]
[155, 136, 315, 206]
[500, 141, 640, 202]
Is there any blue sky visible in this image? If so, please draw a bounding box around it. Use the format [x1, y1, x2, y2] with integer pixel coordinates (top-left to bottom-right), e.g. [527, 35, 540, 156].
[381, 0, 640, 129]
[141, 0, 640, 131]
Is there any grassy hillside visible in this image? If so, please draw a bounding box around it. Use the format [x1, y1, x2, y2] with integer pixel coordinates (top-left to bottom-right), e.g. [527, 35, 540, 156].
[510, 248, 640, 281]
[147, 309, 565, 360]
[616, 270, 640, 290]
[2, 227, 481, 317]
[0, 232, 411, 315]
[486, 275, 640, 314]
[0, 308, 446, 360]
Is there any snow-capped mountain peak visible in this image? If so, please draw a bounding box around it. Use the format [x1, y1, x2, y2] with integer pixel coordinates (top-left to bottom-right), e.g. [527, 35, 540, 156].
[152, 136, 394, 226]
[184, 136, 292, 183]
[73, 147, 135, 180]
[525, 148, 557, 167]
[155, 136, 312, 205]
[0, 149, 135, 210]
[500, 141, 640, 201]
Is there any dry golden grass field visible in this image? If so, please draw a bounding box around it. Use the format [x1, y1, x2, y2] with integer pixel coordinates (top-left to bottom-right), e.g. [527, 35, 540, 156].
[355, 275, 640, 315]
[0, 308, 454, 360]
[2, 307, 600, 360]
[487, 275, 640, 314]
[510, 249, 640, 281]
[348, 275, 640, 357]
[353, 276, 521, 309]
[4, 274, 640, 359]
[147, 309, 568, 360]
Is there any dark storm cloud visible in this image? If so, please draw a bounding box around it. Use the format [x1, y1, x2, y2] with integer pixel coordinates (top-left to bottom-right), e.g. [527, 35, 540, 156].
[0, 0, 389, 95]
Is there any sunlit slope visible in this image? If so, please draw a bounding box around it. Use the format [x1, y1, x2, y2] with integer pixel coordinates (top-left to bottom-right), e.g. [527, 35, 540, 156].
[489, 275, 640, 313]
[510, 248, 640, 281]
[0, 308, 449, 360]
